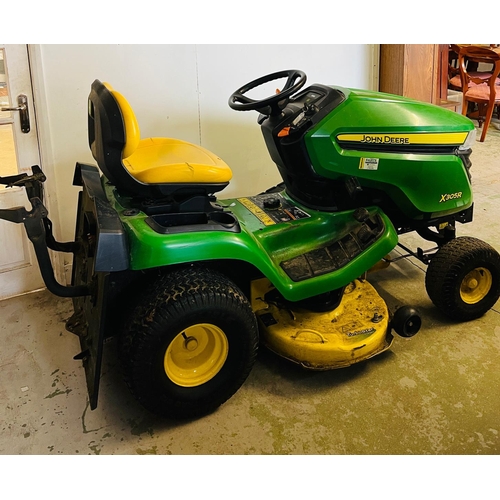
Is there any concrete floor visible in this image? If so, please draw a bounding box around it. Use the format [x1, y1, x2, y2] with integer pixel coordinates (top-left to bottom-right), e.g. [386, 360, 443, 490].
[1, 121, 500, 457]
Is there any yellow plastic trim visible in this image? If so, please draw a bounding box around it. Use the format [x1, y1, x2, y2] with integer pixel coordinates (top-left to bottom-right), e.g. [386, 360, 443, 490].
[164, 323, 229, 387]
[123, 137, 233, 184]
[460, 267, 492, 304]
[337, 132, 469, 145]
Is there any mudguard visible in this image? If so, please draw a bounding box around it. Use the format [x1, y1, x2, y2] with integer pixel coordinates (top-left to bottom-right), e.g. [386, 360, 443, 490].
[66, 162, 129, 409]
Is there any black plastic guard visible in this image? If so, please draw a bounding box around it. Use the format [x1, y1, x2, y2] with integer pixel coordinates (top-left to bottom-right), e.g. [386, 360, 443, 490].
[67, 162, 129, 409]
[68, 272, 111, 410]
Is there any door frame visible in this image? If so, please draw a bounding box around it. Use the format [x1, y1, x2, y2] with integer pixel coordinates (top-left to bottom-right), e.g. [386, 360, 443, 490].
[0, 44, 53, 299]
[27, 44, 66, 286]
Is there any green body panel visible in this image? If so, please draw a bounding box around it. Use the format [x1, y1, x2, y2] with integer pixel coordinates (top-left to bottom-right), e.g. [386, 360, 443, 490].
[104, 182, 398, 302]
[305, 87, 475, 219]
[98, 86, 475, 302]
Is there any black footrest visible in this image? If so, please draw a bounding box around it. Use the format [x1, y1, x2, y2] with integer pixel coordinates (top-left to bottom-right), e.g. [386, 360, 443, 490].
[280, 214, 385, 282]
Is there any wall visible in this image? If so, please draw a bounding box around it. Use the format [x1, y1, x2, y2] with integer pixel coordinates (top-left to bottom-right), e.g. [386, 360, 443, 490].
[32, 44, 377, 250]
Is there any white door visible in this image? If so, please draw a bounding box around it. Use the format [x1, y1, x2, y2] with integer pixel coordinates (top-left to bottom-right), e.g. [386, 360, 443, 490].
[0, 44, 44, 300]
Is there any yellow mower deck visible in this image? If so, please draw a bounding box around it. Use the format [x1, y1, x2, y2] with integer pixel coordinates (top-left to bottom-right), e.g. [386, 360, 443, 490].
[251, 278, 393, 369]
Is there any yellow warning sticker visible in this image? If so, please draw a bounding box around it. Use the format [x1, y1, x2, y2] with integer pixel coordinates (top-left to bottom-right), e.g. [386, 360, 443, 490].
[237, 197, 275, 226]
[359, 158, 379, 170]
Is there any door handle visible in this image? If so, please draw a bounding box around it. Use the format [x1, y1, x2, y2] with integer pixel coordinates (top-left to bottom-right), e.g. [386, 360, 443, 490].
[1, 94, 30, 133]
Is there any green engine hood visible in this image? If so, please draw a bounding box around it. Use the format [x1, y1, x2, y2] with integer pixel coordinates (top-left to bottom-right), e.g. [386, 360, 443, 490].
[331, 87, 474, 132]
[305, 87, 475, 220]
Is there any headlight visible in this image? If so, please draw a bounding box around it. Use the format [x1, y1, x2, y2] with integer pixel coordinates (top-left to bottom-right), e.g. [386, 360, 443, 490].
[459, 129, 477, 151]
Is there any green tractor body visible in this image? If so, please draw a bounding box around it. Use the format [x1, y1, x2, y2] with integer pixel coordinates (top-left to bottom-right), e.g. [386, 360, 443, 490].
[113, 84, 474, 302]
[1, 70, 498, 420]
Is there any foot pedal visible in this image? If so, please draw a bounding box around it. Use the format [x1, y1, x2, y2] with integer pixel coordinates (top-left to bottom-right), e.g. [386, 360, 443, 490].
[345, 177, 363, 198]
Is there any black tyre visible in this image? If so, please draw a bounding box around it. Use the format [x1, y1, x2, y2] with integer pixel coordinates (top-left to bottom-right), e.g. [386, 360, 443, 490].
[119, 266, 259, 419]
[425, 236, 500, 321]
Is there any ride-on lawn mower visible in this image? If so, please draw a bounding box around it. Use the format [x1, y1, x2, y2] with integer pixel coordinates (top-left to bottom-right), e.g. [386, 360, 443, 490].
[2, 70, 500, 420]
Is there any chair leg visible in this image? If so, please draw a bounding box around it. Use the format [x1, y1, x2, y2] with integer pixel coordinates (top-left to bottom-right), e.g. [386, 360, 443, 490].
[462, 97, 468, 116]
[479, 103, 496, 142]
[477, 103, 487, 128]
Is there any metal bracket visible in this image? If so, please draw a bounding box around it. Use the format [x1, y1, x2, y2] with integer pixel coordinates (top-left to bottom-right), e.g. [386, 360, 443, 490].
[0, 166, 91, 298]
[16, 198, 90, 297]
[395, 242, 438, 265]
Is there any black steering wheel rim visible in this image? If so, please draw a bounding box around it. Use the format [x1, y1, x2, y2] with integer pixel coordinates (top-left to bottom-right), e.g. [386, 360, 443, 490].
[228, 69, 307, 116]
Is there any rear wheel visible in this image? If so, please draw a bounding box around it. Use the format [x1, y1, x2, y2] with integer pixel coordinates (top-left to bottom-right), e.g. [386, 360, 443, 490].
[425, 236, 500, 321]
[119, 266, 259, 419]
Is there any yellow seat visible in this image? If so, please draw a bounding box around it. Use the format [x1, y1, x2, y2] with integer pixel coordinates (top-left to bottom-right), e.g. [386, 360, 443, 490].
[123, 137, 232, 185]
[106, 84, 232, 186]
[88, 80, 232, 200]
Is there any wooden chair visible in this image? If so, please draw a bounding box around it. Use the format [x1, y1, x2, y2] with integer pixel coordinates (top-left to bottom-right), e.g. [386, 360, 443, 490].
[449, 44, 497, 91]
[448, 45, 462, 91]
[458, 46, 500, 141]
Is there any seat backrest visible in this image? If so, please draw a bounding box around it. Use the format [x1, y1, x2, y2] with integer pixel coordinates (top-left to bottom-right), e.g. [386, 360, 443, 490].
[88, 79, 151, 196]
[458, 46, 500, 96]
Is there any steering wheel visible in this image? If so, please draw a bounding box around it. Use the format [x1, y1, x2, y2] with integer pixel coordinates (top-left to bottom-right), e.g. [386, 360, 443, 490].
[228, 69, 307, 116]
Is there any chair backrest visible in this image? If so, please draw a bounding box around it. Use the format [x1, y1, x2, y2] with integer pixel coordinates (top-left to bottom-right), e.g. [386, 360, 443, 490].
[449, 44, 461, 71]
[458, 46, 500, 98]
[88, 79, 151, 196]
[448, 45, 461, 89]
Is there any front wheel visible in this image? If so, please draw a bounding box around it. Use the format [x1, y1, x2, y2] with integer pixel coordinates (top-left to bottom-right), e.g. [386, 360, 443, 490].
[119, 266, 259, 419]
[425, 236, 500, 321]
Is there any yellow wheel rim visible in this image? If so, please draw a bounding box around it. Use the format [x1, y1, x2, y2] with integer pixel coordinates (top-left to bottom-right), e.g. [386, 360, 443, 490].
[460, 267, 493, 304]
[164, 323, 229, 387]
